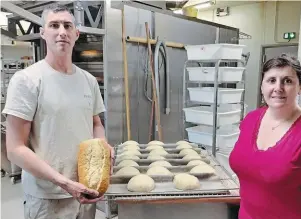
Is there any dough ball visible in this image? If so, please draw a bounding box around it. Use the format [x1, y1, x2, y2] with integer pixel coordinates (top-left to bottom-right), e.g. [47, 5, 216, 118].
[149, 149, 168, 156]
[146, 145, 164, 151]
[176, 140, 189, 145]
[115, 166, 140, 176]
[147, 166, 173, 176]
[117, 160, 139, 168]
[190, 164, 216, 175]
[120, 150, 141, 156]
[149, 161, 172, 168]
[173, 173, 200, 190]
[122, 140, 138, 146]
[147, 155, 166, 160]
[148, 140, 164, 146]
[120, 155, 140, 160]
[179, 149, 199, 156]
[176, 144, 192, 150]
[182, 154, 201, 161]
[127, 174, 155, 192]
[123, 144, 140, 150]
[187, 160, 207, 166]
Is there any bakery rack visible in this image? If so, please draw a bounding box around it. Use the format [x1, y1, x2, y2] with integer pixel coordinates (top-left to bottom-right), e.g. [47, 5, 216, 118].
[102, 142, 240, 219]
[182, 44, 247, 158]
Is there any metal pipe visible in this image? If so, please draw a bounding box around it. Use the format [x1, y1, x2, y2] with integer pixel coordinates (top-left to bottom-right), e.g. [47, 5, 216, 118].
[154, 40, 170, 115]
[212, 60, 221, 157]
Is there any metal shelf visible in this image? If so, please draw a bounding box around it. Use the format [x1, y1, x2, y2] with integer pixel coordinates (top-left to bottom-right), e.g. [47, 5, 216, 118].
[182, 58, 247, 157]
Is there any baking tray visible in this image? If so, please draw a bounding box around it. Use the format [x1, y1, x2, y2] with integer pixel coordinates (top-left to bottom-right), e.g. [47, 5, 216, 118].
[112, 164, 217, 183]
[113, 158, 211, 169]
[117, 147, 204, 155]
[107, 158, 238, 195]
[115, 144, 209, 164]
[118, 143, 199, 149]
[106, 144, 239, 199]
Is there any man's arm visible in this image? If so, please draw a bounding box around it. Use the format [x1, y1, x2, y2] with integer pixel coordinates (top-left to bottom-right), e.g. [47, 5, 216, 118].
[6, 115, 67, 186]
[93, 115, 106, 139]
[6, 115, 101, 203]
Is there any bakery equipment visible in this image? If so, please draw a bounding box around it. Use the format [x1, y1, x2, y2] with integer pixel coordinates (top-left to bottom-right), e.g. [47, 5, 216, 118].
[102, 142, 239, 219]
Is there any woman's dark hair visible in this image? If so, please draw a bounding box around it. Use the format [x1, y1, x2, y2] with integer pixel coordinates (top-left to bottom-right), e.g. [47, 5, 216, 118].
[262, 53, 301, 84]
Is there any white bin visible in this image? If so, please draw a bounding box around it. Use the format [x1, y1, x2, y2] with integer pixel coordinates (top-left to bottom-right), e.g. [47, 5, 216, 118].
[186, 67, 245, 83]
[186, 124, 239, 151]
[185, 44, 246, 61]
[187, 87, 244, 104]
[183, 105, 241, 126]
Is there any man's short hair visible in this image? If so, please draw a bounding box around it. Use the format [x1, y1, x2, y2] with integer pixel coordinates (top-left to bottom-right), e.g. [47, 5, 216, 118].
[41, 4, 76, 27]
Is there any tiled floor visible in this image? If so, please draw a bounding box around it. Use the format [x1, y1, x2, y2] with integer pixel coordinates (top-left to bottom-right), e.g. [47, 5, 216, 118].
[1, 175, 115, 219]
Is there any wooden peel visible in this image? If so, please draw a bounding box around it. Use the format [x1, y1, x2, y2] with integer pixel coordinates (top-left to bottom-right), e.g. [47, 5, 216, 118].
[126, 36, 184, 49]
[145, 22, 163, 141]
[122, 9, 131, 140]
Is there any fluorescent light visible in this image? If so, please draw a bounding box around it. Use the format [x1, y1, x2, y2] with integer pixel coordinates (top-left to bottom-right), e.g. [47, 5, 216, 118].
[194, 2, 212, 9]
[173, 9, 183, 15]
[195, 2, 211, 9]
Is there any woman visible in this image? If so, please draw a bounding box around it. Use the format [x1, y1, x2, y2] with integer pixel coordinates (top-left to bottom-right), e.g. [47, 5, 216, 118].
[229, 54, 301, 219]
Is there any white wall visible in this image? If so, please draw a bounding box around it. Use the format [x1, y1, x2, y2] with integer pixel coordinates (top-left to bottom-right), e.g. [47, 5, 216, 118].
[197, 1, 301, 111]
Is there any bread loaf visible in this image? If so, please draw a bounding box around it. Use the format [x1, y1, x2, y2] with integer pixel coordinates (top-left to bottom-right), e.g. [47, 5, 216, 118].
[78, 138, 111, 194]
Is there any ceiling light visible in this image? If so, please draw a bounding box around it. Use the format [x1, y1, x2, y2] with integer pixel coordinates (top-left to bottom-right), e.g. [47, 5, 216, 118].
[194, 1, 214, 9]
[173, 9, 183, 15]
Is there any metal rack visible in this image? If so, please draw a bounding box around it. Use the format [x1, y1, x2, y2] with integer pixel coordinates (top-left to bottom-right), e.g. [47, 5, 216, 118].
[182, 58, 247, 157]
[1, 58, 33, 184]
[1, 58, 34, 104]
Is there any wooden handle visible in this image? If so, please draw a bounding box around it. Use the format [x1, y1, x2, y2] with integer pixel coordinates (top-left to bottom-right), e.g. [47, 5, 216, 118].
[144, 22, 163, 141]
[126, 36, 184, 49]
[122, 9, 131, 140]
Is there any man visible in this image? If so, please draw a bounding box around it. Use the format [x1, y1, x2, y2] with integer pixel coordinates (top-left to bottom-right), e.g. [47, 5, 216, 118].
[2, 4, 113, 219]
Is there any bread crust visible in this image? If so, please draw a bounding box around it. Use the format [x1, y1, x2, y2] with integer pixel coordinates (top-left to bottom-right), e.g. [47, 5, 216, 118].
[78, 138, 111, 194]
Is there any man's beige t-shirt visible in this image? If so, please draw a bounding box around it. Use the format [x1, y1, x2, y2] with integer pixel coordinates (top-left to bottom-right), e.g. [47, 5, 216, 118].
[2, 59, 105, 199]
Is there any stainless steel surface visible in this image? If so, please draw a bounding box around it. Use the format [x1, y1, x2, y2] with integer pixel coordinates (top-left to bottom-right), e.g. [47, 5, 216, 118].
[121, 0, 239, 31]
[120, 5, 220, 143]
[103, 0, 124, 145]
[77, 26, 105, 35]
[16, 33, 40, 41]
[117, 202, 230, 219]
[154, 40, 169, 118]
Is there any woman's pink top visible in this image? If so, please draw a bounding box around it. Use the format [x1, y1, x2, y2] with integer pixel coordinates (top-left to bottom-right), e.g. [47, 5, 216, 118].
[229, 107, 301, 219]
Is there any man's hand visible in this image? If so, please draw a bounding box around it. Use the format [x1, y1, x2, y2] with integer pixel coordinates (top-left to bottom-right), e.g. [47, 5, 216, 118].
[60, 179, 104, 204]
[107, 143, 115, 175]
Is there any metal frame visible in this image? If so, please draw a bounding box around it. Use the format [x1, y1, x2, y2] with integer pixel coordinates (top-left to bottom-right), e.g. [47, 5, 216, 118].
[1, 1, 105, 42]
[257, 43, 299, 107]
[182, 59, 246, 157]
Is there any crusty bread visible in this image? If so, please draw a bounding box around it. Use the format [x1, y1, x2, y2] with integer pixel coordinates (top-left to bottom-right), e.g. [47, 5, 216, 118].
[78, 138, 111, 194]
